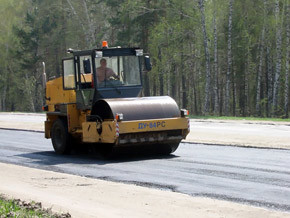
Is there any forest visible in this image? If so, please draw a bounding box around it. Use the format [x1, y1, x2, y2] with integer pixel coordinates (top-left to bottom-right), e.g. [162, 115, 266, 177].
[0, 0, 289, 118]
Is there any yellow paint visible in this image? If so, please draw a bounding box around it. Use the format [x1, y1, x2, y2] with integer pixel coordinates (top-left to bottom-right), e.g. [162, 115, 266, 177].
[46, 77, 76, 107]
[118, 118, 189, 134]
[101, 121, 117, 143]
[44, 121, 52, 138]
[45, 77, 92, 137]
[82, 121, 116, 143]
[81, 118, 189, 144]
[82, 122, 99, 143]
[44, 76, 189, 145]
[67, 104, 80, 132]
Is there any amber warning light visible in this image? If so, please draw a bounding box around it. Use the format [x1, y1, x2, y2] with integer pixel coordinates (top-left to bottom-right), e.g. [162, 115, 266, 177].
[102, 41, 108, 48]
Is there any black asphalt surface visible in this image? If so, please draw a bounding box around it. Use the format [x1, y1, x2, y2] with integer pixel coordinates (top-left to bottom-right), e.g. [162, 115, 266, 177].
[0, 129, 289, 212]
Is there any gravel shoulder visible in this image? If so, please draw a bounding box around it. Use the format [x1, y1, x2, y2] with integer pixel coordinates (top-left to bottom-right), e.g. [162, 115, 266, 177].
[1, 162, 289, 218]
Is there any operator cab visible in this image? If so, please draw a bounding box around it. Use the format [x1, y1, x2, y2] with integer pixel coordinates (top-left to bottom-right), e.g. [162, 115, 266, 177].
[62, 43, 151, 110]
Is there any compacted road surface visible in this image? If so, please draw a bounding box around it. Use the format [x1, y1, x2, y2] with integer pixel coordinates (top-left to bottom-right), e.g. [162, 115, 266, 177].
[0, 129, 289, 212]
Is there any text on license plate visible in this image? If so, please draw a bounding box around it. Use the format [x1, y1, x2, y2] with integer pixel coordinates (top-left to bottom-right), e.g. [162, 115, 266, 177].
[138, 121, 166, 130]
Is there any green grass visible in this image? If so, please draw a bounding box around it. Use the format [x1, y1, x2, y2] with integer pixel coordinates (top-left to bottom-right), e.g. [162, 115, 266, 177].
[0, 196, 70, 218]
[189, 115, 290, 122]
[0, 198, 43, 217]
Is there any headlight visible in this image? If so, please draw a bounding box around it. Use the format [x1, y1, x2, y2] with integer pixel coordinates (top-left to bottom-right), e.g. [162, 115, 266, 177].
[135, 49, 143, 56]
[96, 51, 103, 58]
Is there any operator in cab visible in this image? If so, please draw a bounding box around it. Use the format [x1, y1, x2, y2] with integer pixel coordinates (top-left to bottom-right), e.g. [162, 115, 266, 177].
[96, 58, 119, 83]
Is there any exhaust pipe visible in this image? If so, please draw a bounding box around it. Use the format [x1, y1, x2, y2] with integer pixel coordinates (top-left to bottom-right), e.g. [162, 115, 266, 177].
[42, 62, 50, 109]
[42, 62, 47, 89]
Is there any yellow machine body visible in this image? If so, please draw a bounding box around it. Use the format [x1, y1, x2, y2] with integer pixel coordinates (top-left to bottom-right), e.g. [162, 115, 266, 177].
[44, 76, 189, 149]
[44, 46, 189, 155]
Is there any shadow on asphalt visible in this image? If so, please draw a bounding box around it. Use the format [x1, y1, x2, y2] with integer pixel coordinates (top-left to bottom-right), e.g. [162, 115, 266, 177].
[16, 147, 178, 166]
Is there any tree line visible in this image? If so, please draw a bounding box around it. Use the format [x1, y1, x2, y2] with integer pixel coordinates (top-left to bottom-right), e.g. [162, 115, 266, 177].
[0, 0, 289, 118]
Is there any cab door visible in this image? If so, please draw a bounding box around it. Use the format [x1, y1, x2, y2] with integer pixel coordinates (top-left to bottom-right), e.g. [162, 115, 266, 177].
[75, 54, 95, 110]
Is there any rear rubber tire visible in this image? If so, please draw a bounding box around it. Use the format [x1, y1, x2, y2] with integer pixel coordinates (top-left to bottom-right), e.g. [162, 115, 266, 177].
[51, 119, 71, 155]
[160, 142, 180, 155]
[99, 144, 114, 159]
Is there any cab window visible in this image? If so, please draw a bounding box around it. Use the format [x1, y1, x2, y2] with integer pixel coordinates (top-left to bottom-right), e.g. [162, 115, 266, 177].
[63, 59, 76, 89]
[95, 56, 141, 88]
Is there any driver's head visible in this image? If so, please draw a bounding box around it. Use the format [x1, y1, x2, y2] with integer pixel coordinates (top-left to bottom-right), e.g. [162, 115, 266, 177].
[100, 58, 107, 68]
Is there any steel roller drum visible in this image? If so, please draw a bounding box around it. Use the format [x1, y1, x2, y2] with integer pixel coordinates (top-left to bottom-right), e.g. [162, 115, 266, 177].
[92, 96, 180, 121]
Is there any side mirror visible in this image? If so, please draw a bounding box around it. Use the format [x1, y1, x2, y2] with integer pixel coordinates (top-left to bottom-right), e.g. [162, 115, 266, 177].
[83, 59, 91, 74]
[144, 56, 152, 71]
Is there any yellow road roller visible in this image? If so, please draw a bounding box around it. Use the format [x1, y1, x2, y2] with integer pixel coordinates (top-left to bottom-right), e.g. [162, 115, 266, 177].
[43, 42, 190, 155]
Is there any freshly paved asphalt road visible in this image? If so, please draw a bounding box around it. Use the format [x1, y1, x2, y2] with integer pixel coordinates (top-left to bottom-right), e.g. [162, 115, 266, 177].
[0, 129, 289, 212]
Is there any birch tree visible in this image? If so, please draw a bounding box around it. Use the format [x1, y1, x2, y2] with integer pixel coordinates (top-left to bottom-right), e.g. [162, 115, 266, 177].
[255, 0, 267, 116]
[225, 0, 234, 116]
[213, 0, 219, 115]
[273, 0, 283, 114]
[284, 1, 290, 118]
[266, 46, 274, 116]
[66, 0, 92, 46]
[198, 0, 211, 115]
[82, 0, 96, 45]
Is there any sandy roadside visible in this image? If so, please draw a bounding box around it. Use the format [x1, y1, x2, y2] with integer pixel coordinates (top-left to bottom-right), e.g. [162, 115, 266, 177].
[0, 113, 44, 132]
[186, 119, 290, 149]
[0, 162, 289, 218]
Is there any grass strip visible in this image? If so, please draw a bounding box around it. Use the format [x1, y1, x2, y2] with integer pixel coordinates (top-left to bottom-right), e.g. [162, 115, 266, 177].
[189, 115, 290, 122]
[0, 195, 70, 218]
